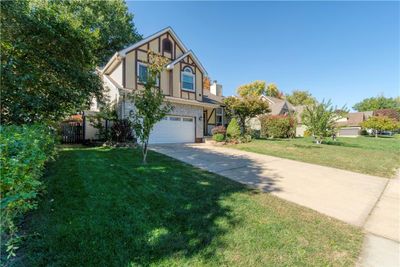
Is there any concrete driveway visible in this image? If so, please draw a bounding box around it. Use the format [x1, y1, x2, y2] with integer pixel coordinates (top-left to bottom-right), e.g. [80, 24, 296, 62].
[151, 143, 399, 266]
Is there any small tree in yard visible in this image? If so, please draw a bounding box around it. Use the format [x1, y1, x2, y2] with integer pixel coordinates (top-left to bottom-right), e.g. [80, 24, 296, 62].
[361, 116, 399, 138]
[224, 96, 270, 135]
[302, 100, 337, 144]
[129, 51, 173, 163]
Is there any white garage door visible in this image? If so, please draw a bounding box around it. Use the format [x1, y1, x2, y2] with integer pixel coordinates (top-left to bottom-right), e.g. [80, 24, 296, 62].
[149, 115, 195, 144]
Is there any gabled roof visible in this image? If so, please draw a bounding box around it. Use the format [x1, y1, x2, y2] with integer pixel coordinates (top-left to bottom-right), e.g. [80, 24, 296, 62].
[260, 95, 295, 115]
[119, 27, 188, 56]
[347, 112, 365, 126]
[166, 50, 208, 76]
[101, 27, 208, 76]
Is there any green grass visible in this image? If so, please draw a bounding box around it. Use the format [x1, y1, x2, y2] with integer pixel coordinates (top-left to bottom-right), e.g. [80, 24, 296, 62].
[16, 147, 363, 266]
[229, 136, 400, 178]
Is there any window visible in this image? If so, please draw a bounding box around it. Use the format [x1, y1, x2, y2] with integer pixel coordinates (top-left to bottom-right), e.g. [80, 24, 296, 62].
[169, 117, 181, 121]
[181, 67, 195, 91]
[216, 108, 223, 125]
[137, 62, 159, 86]
[182, 117, 193, 122]
[162, 39, 172, 53]
[137, 62, 148, 84]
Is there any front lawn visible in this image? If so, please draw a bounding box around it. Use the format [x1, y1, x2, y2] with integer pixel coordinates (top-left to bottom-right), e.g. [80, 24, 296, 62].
[17, 147, 362, 266]
[230, 136, 400, 178]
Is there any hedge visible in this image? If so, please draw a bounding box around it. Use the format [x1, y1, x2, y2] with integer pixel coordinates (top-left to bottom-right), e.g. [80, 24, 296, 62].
[0, 124, 57, 259]
[260, 115, 296, 138]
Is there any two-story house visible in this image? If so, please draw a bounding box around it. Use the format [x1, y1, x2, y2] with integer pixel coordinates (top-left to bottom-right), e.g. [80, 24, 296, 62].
[86, 27, 225, 144]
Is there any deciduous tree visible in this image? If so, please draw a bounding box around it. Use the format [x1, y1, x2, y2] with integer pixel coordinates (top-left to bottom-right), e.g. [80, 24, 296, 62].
[353, 95, 400, 112]
[286, 90, 316, 106]
[129, 51, 173, 163]
[361, 116, 399, 138]
[301, 100, 337, 144]
[224, 96, 270, 135]
[237, 80, 266, 97]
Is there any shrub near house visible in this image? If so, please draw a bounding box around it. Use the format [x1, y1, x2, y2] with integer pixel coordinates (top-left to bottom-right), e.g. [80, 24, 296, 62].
[260, 115, 296, 138]
[0, 124, 56, 258]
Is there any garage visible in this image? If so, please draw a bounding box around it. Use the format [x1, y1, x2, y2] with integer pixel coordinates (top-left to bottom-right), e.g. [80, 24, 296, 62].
[338, 127, 360, 137]
[149, 115, 195, 144]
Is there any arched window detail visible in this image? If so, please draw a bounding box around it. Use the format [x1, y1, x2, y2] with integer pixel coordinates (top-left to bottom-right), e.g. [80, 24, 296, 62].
[181, 66, 195, 91]
[162, 39, 172, 53]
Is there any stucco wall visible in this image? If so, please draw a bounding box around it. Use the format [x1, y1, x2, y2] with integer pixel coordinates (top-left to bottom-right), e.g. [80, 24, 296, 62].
[109, 62, 123, 85]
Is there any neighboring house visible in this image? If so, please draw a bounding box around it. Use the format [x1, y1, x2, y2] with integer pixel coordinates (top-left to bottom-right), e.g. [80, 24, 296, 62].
[336, 111, 373, 137]
[248, 95, 296, 131]
[85, 27, 225, 143]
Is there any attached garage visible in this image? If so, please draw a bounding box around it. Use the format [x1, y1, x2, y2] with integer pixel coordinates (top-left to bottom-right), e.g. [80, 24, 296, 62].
[338, 127, 361, 137]
[149, 115, 195, 144]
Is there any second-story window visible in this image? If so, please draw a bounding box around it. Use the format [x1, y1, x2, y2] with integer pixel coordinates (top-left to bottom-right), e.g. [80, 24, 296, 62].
[181, 66, 195, 91]
[137, 62, 159, 86]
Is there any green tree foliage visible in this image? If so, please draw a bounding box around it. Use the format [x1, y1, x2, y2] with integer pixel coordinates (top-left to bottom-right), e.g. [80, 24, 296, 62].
[1, 0, 102, 124]
[286, 90, 317, 106]
[361, 116, 399, 138]
[224, 96, 270, 135]
[302, 100, 337, 144]
[260, 115, 296, 138]
[58, 0, 142, 65]
[1, 0, 140, 124]
[129, 52, 173, 163]
[237, 80, 266, 97]
[1, 124, 57, 259]
[266, 83, 283, 98]
[237, 81, 283, 99]
[226, 118, 241, 139]
[353, 95, 400, 112]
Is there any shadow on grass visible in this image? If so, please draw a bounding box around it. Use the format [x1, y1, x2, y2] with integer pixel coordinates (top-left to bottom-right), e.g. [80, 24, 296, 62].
[323, 140, 361, 148]
[18, 147, 278, 266]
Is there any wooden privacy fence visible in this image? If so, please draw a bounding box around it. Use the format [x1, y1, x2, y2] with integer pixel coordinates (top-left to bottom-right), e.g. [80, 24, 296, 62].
[61, 121, 84, 144]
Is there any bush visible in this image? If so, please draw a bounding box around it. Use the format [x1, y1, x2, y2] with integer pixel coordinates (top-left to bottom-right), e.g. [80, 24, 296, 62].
[226, 118, 241, 139]
[247, 128, 260, 139]
[0, 124, 57, 259]
[303, 129, 311, 137]
[213, 133, 225, 142]
[211, 125, 226, 135]
[111, 119, 133, 142]
[260, 115, 296, 138]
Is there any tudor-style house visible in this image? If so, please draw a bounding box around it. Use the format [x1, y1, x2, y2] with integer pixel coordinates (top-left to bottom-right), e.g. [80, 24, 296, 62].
[86, 27, 225, 143]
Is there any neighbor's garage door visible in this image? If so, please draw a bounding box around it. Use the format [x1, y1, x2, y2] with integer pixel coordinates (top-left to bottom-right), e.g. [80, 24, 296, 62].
[149, 115, 195, 144]
[339, 127, 360, 137]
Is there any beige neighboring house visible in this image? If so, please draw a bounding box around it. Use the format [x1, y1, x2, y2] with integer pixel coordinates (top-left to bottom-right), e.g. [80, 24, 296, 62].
[247, 95, 296, 131]
[336, 111, 373, 137]
[85, 27, 225, 143]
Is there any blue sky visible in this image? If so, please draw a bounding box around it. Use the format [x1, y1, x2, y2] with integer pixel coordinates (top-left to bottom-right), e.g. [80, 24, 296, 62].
[127, 1, 399, 109]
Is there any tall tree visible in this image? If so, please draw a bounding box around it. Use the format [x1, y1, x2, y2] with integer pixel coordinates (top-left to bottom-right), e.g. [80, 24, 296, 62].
[266, 83, 283, 99]
[58, 0, 142, 65]
[224, 96, 270, 135]
[353, 95, 400, 112]
[286, 90, 317, 106]
[1, 0, 102, 124]
[237, 80, 266, 97]
[1, 0, 141, 124]
[301, 100, 337, 144]
[129, 51, 173, 164]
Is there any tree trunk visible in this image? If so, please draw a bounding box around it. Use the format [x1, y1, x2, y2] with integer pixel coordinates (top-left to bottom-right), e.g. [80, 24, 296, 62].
[142, 140, 148, 164]
[375, 131, 378, 138]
